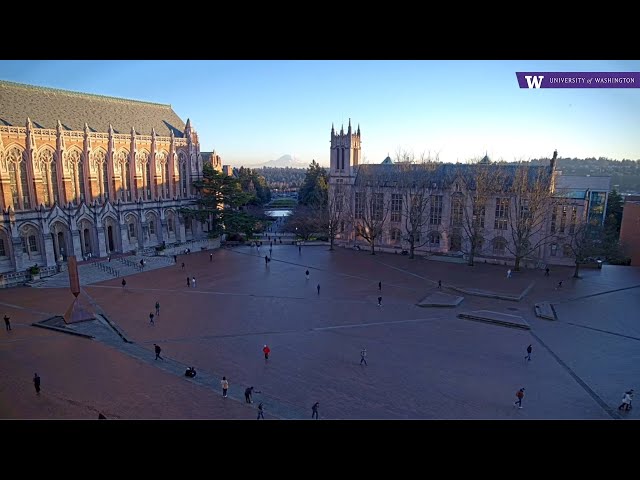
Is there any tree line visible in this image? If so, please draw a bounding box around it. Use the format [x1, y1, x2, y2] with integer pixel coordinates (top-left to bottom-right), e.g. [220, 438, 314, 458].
[179, 164, 272, 241]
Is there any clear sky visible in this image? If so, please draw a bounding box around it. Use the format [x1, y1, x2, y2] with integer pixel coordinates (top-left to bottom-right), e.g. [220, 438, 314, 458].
[1, 60, 639, 167]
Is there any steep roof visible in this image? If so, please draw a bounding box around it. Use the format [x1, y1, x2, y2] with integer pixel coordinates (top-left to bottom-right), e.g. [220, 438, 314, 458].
[354, 163, 551, 190]
[0, 80, 186, 137]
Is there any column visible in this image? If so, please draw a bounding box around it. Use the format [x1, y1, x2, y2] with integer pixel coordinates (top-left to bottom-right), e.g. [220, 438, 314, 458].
[96, 226, 107, 257]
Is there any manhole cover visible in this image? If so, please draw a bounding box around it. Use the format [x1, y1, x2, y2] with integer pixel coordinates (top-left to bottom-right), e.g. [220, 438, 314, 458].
[507, 307, 519, 311]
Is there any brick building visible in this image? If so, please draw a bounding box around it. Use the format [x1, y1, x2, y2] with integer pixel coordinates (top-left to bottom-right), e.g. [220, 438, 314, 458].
[0, 80, 211, 276]
[620, 197, 640, 266]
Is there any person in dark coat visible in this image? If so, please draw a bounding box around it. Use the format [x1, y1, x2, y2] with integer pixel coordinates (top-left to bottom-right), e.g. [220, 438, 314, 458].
[33, 373, 41, 394]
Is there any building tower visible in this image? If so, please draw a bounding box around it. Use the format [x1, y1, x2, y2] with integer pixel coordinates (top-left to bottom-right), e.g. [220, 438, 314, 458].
[329, 118, 361, 186]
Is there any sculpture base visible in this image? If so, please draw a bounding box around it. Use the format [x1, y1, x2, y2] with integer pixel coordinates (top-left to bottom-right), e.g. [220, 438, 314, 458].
[63, 295, 95, 324]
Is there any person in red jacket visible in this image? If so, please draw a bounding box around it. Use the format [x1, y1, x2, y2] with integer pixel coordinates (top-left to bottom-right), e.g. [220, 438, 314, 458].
[263, 344, 271, 360]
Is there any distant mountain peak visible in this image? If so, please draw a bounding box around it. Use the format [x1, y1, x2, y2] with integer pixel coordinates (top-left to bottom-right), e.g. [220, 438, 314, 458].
[260, 154, 309, 168]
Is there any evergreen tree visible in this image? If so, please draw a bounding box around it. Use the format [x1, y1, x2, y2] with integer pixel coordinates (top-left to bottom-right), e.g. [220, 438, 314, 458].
[298, 160, 328, 207]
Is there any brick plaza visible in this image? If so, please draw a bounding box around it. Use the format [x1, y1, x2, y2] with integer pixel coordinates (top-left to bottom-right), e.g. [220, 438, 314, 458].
[1, 243, 639, 420]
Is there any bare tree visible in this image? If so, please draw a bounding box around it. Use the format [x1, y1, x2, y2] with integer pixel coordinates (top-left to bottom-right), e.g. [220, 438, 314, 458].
[323, 182, 348, 251]
[350, 166, 391, 255]
[284, 205, 319, 241]
[558, 205, 604, 278]
[393, 151, 437, 259]
[458, 161, 507, 266]
[505, 164, 558, 271]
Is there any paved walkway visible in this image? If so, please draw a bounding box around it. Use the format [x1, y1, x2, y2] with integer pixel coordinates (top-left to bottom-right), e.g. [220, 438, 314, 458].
[1, 242, 638, 419]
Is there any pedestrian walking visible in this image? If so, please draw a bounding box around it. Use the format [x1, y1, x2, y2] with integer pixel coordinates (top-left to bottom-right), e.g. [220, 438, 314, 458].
[525, 344, 532, 361]
[556, 280, 563, 289]
[155, 301, 160, 316]
[121, 278, 126, 289]
[140, 259, 145, 270]
[210, 253, 213, 262]
[438, 279, 442, 289]
[507, 269, 512, 278]
[265, 255, 269, 265]
[192, 277, 196, 288]
[154, 344, 163, 360]
[379, 281, 382, 291]
[221, 376, 229, 398]
[269, 247, 272, 255]
[312, 401, 319, 419]
[305, 269, 310, 280]
[33, 373, 41, 394]
[378, 296, 382, 306]
[187, 276, 190, 287]
[245, 386, 255, 403]
[299, 245, 301, 254]
[257, 402, 265, 420]
[514, 388, 525, 408]
[545, 267, 550, 276]
[263, 344, 271, 360]
[618, 389, 634, 411]
[4, 314, 11, 332]
[149, 312, 155, 325]
[181, 262, 185, 270]
[360, 347, 368, 366]
[317, 284, 320, 295]
[174, 255, 177, 264]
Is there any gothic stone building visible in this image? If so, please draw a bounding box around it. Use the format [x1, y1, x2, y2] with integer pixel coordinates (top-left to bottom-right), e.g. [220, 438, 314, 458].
[328, 121, 610, 267]
[0, 80, 211, 275]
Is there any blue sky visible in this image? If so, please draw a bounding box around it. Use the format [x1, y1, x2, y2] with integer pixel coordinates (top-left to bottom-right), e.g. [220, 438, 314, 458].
[1, 60, 639, 167]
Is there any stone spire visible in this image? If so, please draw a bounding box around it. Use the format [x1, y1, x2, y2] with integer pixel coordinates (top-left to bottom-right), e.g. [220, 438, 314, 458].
[57, 120, 65, 151]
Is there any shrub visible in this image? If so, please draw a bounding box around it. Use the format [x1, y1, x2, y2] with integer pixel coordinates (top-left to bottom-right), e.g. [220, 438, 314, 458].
[28, 264, 40, 275]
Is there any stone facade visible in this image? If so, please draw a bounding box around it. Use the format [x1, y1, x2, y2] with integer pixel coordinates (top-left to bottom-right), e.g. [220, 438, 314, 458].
[328, 120, 611, 268]
[0, 80, 213, 275]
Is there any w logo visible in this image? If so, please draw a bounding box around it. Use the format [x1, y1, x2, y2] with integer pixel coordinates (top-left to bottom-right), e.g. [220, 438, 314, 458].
[524, 75, 544, 89]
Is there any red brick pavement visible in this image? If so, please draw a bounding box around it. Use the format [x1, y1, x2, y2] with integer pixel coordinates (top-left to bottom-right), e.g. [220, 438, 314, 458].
[1, 245, 638, 419]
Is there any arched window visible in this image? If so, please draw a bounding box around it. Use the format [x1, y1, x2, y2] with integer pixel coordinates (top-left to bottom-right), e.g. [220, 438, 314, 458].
[20, 156, 30, 209]
[450, 232, 462, 251]
[165, 161, 170, 198]
[149, 220, 155, 235]
[101, 158, 109, 202]
[181, 160, 187, 195]
[168, 214, 175, 233]
[120, 154, 129, 200]
[20, 226, 40, 259]
[145, 161, 152, 200]
[492, 237, 507, 255]
[8, 161, 19, 209]
[38, 149, 60, 206]
[77, 154, 87, 203]
[0, 230, 9, 258]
